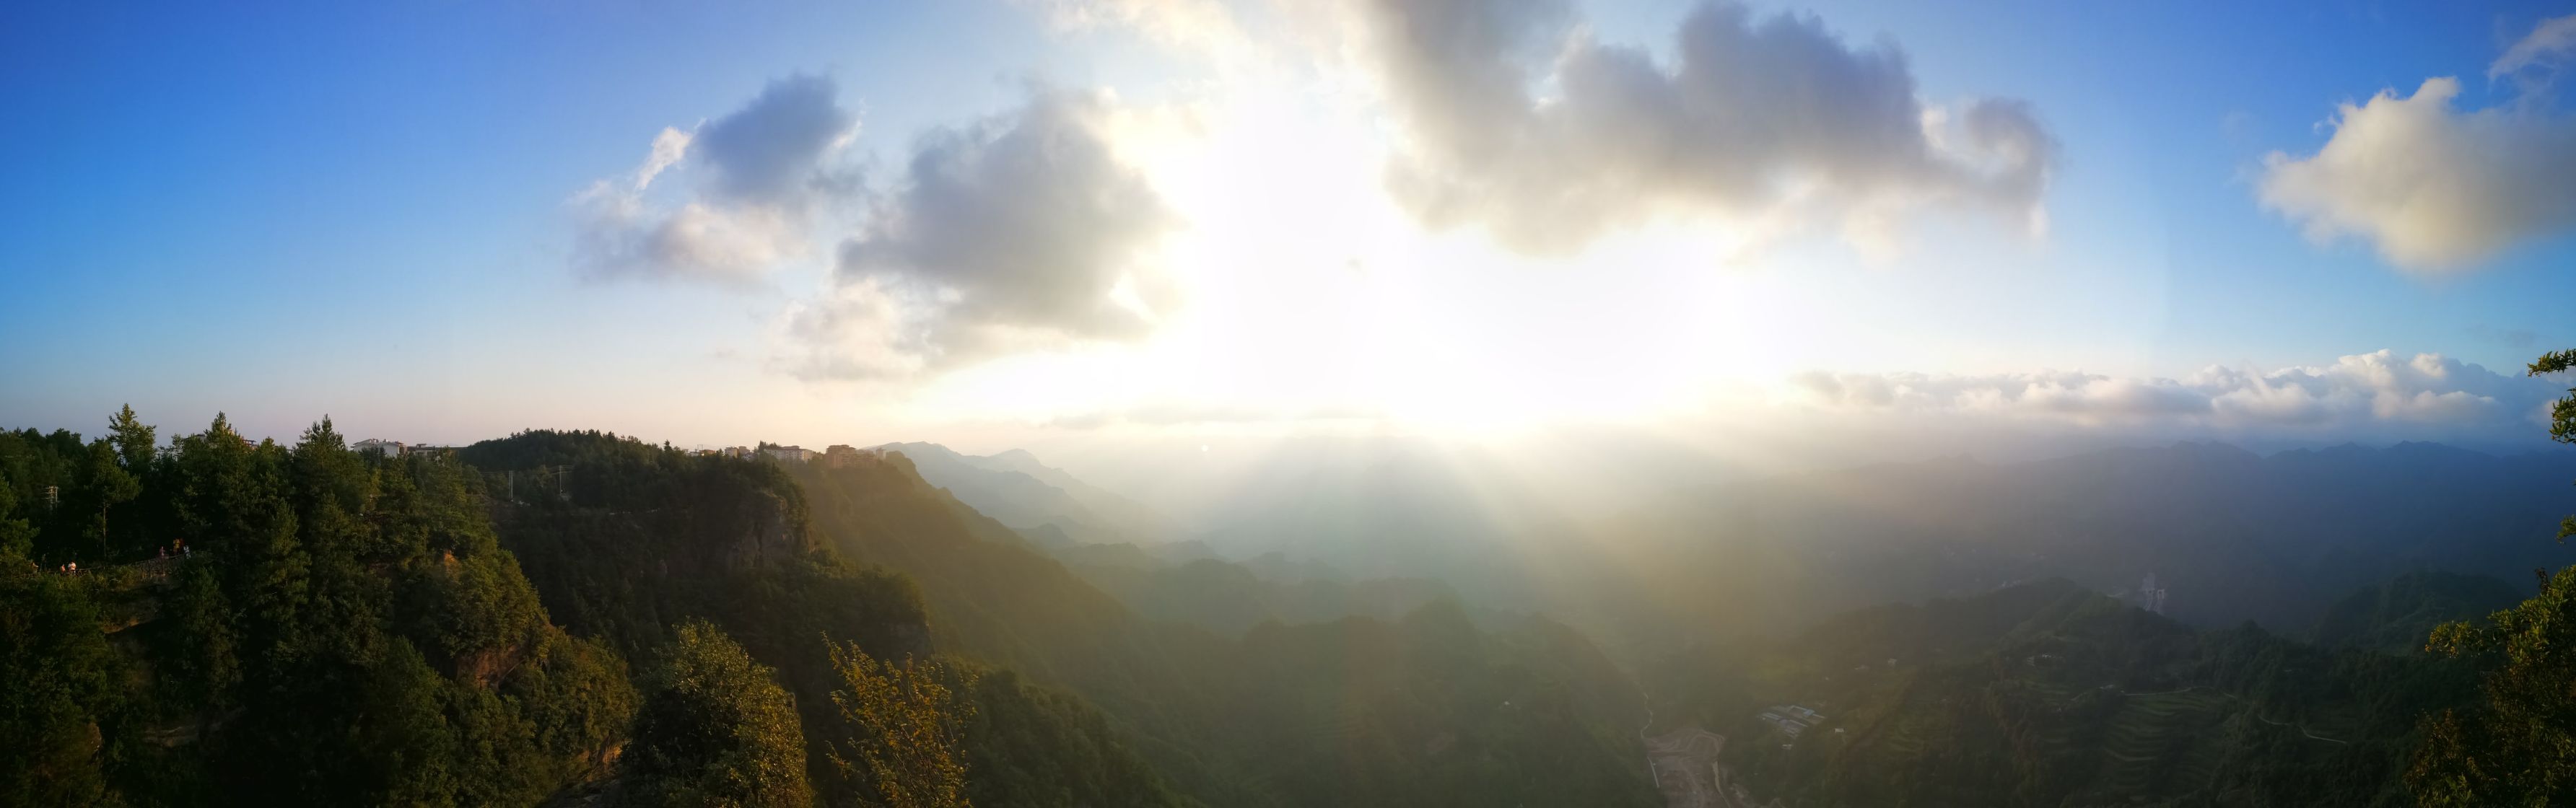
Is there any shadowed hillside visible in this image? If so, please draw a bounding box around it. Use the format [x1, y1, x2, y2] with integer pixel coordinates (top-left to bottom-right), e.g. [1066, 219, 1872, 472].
[1651, 579, 2481, 807]
[1552, 442, 2576, 656]
[789, 447, 1661, 807]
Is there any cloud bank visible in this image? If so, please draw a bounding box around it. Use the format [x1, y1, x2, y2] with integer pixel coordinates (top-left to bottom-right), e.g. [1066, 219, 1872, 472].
[2258, 14, 2576, 271]
[1790, 350, 2560, 444]
[1353, 0, 2057, 254]
[572, 75, 860, 283]
[781, 89, 1179, 379]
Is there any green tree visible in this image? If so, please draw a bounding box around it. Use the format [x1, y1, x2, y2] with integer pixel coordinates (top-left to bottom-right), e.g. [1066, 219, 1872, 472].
[624, 620, 813, 808]
[0, 472, 32, 559]
[0, 563, 119, 806]
[826, 642, 974, 808]
[106, 405, 154, 474]
[2408, 349, 2576, 807]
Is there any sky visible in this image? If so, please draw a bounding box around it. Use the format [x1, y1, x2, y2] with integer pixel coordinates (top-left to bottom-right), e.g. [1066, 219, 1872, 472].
[4, 0, 2574, 462]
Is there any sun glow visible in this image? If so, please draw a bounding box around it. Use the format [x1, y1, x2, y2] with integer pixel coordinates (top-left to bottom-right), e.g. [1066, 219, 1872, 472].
[883, 68, 1856, 436]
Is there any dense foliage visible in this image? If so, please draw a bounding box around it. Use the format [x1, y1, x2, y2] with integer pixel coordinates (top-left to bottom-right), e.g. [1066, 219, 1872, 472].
[1654, 579, 2480, 807]
[0, 420, 1223, 807]
[465, 430, 1195, 806]
[791, 452, 1659, 807]
[2406, 348, 2576, 807]
[0, 412, 634, 806]
[825, 643, 972, 808]
[950, 667, 1195, 807]
[2310, 570, 2523, 655]
[622, 620, 813, 808]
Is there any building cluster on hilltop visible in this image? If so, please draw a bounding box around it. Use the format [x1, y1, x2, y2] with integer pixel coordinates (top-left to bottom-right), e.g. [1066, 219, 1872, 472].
[352, 436, 878, 470]
[351, 439, 460, 457]
[698, 443, 872, 468]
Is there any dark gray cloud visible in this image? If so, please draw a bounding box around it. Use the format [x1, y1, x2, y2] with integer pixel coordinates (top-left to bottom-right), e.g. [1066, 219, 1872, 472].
[781, 89, 1178, 379]
[1357, 0, 2056, 254]
[571, 74, 860, 283]
[694, 74, 860, 209]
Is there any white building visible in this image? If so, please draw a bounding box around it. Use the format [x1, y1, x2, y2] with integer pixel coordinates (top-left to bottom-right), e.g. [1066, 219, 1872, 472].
[764, 446, 814, 463]
[352, 439, 406, 456]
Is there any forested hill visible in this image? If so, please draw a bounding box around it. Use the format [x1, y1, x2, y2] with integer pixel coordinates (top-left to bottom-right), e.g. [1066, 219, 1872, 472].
[2310, 571, 2526, 655]
[458, 430, 1199, 807]
[1652, 579, 2482, 807]
[0, 417, 636, 805]
[0, 419, 1197, 807]
[788, 448, 1660, 807]
[0, 417, 1659, 806]
[1572, 442, 2576, 649]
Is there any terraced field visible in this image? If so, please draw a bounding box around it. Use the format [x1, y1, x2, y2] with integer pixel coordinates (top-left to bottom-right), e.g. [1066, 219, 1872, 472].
[2087, 688, 2235, 797]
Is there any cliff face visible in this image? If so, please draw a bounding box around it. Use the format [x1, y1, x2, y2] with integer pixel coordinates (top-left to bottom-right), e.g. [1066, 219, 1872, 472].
[463, 431, 931, 662]
[719, 488, 807, 571]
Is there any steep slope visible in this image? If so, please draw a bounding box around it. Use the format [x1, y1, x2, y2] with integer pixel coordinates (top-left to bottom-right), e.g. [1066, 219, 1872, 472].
[1066, 557, 1462, 636]
[466, 433, 928, 664]
[789, 449, 1660, 807]
[463, 431, 1195, 807]
[2311, 570, 2525, 655]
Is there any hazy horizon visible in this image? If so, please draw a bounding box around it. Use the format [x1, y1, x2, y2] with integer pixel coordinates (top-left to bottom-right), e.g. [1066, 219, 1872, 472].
[7, 3, 2576, 806]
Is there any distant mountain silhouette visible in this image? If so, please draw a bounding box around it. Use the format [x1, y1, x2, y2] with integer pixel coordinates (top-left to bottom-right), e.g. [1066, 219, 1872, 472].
[1568, 441, 2576, 647]
[876, 442, 1174, 545]
[786, 449, 1660, 806]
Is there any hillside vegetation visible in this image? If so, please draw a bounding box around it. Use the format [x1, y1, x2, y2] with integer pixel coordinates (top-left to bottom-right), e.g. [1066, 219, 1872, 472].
[1654, 579, 2480, 807]
[789, 449, 1660, 807]
[0, 418, 1197, 807]
[2310, 571, 2524, 655]
[0, 415, 632, 805]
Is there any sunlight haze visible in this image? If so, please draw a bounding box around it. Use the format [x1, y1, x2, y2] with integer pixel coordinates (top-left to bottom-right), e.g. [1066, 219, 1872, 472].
[6, 2, 2576, 806]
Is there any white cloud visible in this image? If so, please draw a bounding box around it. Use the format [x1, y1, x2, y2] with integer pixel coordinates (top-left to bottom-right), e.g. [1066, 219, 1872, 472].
[1352, 0, 2056, 255]
[782, 89, 1180, 379]
[2258, 15, 2576, 271]
[1789, 350, 2557, 440]
[1026, 0, 1249, 58]
[571, 75, 860, 284]
[773, 278, 932, 381]
[2491, 13, 2576, 87]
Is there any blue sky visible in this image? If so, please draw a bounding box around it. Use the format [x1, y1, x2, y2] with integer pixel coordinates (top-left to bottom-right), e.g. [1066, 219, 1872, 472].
[2, 1, 2571, 455]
